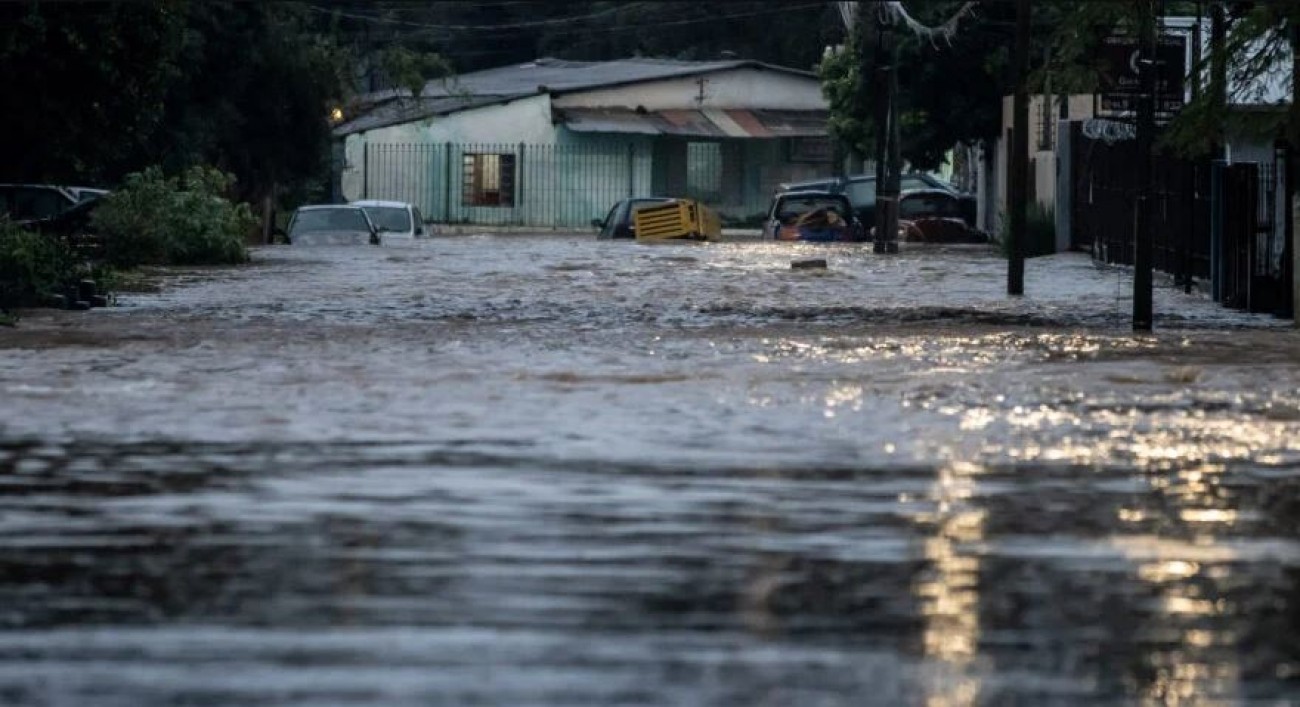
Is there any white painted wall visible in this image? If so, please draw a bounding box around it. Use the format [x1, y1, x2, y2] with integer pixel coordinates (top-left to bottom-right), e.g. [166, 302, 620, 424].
[552, 68, 826, 111]
[341, 94, 554, 202]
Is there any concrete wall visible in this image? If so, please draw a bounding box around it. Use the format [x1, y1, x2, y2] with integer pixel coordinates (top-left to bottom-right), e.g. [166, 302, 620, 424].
[552, 68, 826, 111]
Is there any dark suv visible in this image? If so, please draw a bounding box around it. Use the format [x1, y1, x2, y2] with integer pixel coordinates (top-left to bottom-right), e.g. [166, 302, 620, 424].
[775, 173, 975, 229]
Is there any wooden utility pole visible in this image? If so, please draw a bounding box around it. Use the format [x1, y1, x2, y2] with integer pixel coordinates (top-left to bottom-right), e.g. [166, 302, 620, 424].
[1008, 0, 1029, 295]
[1133, 0, 1157, 331]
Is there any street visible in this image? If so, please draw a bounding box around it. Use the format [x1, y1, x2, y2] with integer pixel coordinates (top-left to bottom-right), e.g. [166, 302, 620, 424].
[1, 235, 1298, 705]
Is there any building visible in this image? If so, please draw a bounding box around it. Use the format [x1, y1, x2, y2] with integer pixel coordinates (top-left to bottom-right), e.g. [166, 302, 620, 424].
[333, 57, 835, 228]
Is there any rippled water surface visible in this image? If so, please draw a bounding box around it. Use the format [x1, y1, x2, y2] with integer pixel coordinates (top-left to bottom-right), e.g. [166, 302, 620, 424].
[2, 236, 1299, 705]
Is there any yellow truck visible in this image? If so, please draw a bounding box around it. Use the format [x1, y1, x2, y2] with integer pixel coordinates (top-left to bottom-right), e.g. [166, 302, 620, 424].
[631, 199, 722, 242]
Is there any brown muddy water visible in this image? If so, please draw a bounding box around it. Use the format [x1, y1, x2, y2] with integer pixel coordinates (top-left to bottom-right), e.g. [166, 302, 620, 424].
[1, 236, 1299, 706]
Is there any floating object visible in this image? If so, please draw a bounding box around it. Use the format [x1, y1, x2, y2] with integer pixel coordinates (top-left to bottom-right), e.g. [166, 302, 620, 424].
[632, 199, 722, 242]
[791, 258, 828, 270]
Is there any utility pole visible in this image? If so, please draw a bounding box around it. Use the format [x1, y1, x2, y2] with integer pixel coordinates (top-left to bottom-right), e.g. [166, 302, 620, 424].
[871, 7, 897, 254]
[1008, 0, 1029, 295]
[884, 30, 902, 254]
[1290, 19, 1300, 323]
[1133, 0, 1157, 331]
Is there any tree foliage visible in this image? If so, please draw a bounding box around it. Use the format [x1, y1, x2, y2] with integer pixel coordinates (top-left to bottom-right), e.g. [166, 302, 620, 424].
[818, 1, 1014, 171]
[0, 1, 349, 205]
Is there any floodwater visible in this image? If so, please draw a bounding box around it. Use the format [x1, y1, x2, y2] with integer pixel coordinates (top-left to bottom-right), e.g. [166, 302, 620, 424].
[2, 235, 1299, 706]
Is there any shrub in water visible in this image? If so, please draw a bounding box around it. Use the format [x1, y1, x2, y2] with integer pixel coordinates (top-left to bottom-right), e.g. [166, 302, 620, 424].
[0, 217, 77, 310]
[91, 166, 254, 268]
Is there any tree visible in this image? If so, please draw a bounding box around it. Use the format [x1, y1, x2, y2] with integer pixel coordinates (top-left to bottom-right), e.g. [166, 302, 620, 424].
[818, 1, 1014, 172]
[0, 1, 186, 183]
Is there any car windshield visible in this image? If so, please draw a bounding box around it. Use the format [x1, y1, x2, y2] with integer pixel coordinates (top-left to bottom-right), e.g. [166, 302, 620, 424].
[900, 194, 958, 219]
[361, 206, 411, 232]
[776, 196, 850, 223]
[290, 208, 370, 235]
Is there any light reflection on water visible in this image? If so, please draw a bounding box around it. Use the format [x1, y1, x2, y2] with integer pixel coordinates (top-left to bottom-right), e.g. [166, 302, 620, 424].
[0, 238, 1298, 704]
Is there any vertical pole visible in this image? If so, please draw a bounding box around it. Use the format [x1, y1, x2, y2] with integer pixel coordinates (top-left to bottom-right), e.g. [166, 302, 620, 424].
[517, 142, 526, 226]
[1290, 21, 1300, 322]
[1133, 0, 1157, 331]
[871, 7, 892, 253]
[1008, 0, 1030, 295]
[627, 142, 636, 197]
[362, 142, 369, 200]
[885, 35, 901, 254]
[443, 142, 452, 223]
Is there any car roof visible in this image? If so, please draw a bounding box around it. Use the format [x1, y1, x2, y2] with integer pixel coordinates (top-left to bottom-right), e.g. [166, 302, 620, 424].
[296, 204, 366, 211]
[778, 190, 849, 199]
[351, 200, 411, 208]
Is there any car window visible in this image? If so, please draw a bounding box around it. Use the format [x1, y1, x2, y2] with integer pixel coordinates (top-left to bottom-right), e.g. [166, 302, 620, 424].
[844, 180, 876, 205]
[361, 206, 411, 232]
[899, 194, 956, 219]
[598, 202, 621, 237]
[290, 208, 370, 235]
[9, 187, 70, 220]
[776, 196, 850, 223]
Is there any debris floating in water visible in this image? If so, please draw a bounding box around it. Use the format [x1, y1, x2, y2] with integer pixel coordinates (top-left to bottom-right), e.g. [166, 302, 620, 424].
[791, 258, 828, 270]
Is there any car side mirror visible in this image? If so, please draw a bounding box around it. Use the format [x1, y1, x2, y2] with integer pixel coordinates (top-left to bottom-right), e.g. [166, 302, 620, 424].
[591, 218, 604, 229]
[415, 224, 425, 236]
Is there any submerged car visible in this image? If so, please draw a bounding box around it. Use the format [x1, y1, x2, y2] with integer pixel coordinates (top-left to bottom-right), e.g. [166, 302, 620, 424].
[284, 205, 379, 246]
[351, 199, 426, 240]
[592, 197, 676, 239]
[897, 189, 989, 244]
[762, 191, 866, 242]
[776, 173, 976, 230]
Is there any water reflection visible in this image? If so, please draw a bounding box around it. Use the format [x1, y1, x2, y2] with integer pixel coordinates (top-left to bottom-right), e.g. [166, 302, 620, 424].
[916, 461, 986, 707]
[1121, 460, 1244, 705]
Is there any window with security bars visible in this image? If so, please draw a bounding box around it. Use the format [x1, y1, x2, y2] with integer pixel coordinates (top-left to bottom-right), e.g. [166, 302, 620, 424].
[462, 153, 516, 207]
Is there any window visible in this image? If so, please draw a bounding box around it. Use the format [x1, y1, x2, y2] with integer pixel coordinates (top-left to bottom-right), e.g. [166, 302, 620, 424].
[462, 153, 516, 207]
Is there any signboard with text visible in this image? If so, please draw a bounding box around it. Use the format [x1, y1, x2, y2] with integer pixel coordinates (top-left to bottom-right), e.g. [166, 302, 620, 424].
[1096, 32, 1188, 123]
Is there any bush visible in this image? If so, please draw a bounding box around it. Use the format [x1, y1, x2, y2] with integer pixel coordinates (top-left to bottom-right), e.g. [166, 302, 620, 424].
[999, 202, 1057, 258]
[91, 165, 255, 268]
[0, 217, 77, 310]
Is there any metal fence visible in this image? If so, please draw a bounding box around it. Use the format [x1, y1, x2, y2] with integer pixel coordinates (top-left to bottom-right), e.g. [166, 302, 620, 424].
[1068, 122, 1211, 284]
[1068, 120, 1292, 317]
[358, 141, 776, 229]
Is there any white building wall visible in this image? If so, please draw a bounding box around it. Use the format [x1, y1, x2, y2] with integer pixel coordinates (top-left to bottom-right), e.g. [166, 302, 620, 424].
[552, 68, 826, 110]
[341, 95, 555, 203]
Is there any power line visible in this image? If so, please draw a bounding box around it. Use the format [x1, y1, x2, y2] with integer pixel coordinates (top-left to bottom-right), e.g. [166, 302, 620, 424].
[319, 2, 829, 38]
[308, 3, 650, 32]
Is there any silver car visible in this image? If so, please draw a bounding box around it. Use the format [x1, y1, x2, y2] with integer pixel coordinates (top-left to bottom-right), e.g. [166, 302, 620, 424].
[285, 205, 380, 246]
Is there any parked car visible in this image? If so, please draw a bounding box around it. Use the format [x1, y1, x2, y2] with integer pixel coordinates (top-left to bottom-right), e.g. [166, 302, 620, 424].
[762, 191, 866, 242]
[775, 173, 976, 229]
[283, 205, 380, 246]
[65, 186, 110, 203]
[17, 195, 105, 257]
[896, 189, 988, 244]
[592, 197, 676, 239]
[0, 184, 84, 224]
[351, 199, 425, 240]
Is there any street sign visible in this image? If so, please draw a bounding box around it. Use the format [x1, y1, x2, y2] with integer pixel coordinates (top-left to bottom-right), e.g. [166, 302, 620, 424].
[1097, 32, 1188, 122]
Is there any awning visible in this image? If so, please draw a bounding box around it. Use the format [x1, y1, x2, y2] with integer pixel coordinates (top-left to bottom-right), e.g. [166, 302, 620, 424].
[556, 108, 828, 138]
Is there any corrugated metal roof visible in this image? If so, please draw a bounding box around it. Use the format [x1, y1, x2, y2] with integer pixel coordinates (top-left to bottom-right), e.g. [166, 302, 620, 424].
[333, 94, 518, 137]
[336, 57, 822, 137]
[556, 108, 828, 138]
